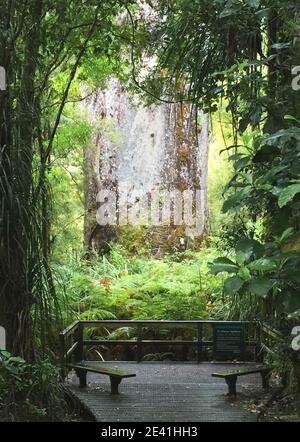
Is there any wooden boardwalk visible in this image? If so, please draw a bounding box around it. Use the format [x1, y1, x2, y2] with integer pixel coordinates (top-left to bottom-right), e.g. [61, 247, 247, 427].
[67, 362, 261, 422]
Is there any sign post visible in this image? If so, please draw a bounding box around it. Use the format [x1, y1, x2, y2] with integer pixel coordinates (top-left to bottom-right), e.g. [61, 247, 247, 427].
[213, 323, 245, 360]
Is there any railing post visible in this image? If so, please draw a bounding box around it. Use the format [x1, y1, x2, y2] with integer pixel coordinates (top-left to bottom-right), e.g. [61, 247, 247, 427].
[256, 322, 264, 362]
[75, 322, 84, 363]
[59, 332, 66, 379]
[137, 323, 143, 363]
[254, 323, 259, 362]
[197, 324, 203, 363]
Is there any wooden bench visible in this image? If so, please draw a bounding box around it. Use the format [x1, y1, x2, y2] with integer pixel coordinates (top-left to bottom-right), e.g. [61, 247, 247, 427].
[211, 366, 271, 396]
[68, 363, 136, 394]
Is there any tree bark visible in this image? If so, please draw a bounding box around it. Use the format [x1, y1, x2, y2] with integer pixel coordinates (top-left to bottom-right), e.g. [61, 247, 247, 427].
[0, 0, 42, 359]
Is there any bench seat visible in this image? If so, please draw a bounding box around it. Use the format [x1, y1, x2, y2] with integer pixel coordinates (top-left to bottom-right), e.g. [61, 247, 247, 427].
[68, 362, 136, 394]
[212, 366, 271, 396]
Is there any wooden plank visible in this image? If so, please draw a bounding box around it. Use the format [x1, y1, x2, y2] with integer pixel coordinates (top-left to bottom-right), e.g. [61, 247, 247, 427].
[82, 339, 256, 347]
[197, 324, 203, 363]
[67, 362, 259, 421]
[75, 322, 84, 363]
[68, 363, 136, 379]
[83, 339, 198, 345]
[59, 332, 67, 377]
[83, 340, 137, 345]
[260, 342, 276, 355]
[137, 324, 142, 363]
[141, 340, 197, 344]
[66, 341, 78, 358]
[60, 320, 80, 338]
[212, 366, 270, 378]
[81, 320, 252, 328]
[261, 324, 283, 339]
[61, 320, 259, 364]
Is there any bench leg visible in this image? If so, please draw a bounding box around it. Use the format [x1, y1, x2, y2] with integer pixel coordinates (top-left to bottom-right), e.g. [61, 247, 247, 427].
[261, 371, 270, 390]
[75, 369, 87, 388]
[110, 376, 121, 395]
[225, 376, 237, 396]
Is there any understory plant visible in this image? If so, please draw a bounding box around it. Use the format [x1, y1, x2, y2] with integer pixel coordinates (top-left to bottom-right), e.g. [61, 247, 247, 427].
[55, 245, 225, 330]
[209, 232, 300, 321]
[210, 123, 300, 321]
[0, 351, 66, 422]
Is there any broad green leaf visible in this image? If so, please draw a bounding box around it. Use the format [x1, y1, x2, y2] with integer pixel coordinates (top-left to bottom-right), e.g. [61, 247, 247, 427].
[209, 257, 239, 275]
[0, 350, 11, 360]
[236, 238, 265, 260]
[255, 183, 273, 191]
[271, 187, 281, 197]
[247, 0, 260, 8]
[249, 258, 277, 272]
[278, 184, 300, 208]
[255, 8, 270, 19]
[9, 356, 26, 364]
[239, 172, 253, 184]
[249, 278, 275, 297]
[224, 276, 244, 294]
[271, 43, 291, 50]
[288, 309, 300, 319]
[253, 144, 280, 163]
[280, 227, 294, 243]
[219, 7, 238, 18]
[235, 238, 253, 260]
[284, 115, 300, 124]
[234, 156, 251, 171]
[238, 266, 251, 281]
[236, 250, 246, 265]
[222, 187, 252, 213]
[228, 152, 245, 162]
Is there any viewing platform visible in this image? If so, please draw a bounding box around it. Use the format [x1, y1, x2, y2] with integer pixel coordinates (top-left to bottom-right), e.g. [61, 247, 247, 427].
[67, 361, 260, 422]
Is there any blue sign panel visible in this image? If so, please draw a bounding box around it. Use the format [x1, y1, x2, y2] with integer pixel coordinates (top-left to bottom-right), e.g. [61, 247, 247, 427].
[213, 323, 244, 360]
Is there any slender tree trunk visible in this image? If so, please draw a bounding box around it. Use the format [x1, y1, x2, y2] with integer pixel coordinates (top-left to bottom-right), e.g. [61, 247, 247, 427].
[0, 1, 42, 359]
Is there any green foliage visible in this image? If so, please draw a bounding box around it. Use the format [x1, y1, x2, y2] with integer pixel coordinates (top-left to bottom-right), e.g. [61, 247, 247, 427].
[265, 340, 300, 396]
[221, 126, 300, 223]
[0, 0, 137, 419]
[133, 0, 268, 108]
[0, 351, 66, 422]
[208, 109, 235, 234]
[0, 0, 133, 357]
[56, 245, 224, 324]
[209, 233, 300, 320]
[214, 121, 300, 321]
[278, 184, 300, 209]
[1, 0, 300, 414]
[131, 0, 300, 356]
[49, 107, 92, 261]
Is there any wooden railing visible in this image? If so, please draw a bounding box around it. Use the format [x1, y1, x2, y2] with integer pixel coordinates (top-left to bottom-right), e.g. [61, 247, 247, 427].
[260, 323, 284, 356]
[59, 320, 259, 368]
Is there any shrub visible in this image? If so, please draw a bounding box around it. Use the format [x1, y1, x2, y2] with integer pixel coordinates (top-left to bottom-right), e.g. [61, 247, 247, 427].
[0, 351, 66, 422]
